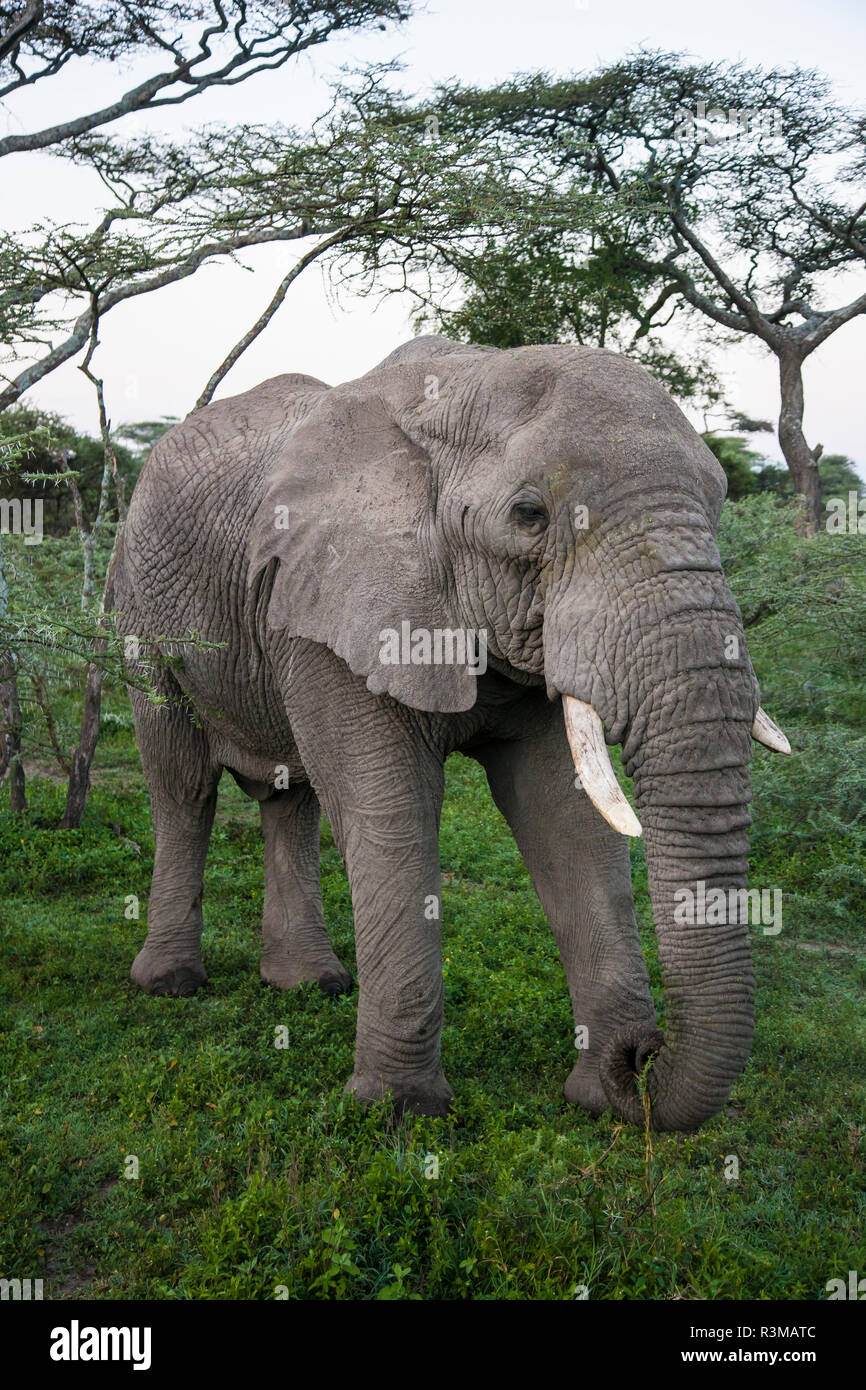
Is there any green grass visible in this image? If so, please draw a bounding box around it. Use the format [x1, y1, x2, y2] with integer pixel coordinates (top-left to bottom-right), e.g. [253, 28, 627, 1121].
[1, 738, 864, 1301]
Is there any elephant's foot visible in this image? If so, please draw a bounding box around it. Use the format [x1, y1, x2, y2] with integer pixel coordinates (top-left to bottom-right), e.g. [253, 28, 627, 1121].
[260, 950, 352, 997]
[564, 1059, 609, 1117]
[131, 944, 207, 998]
[345, 1069, 454, 1118]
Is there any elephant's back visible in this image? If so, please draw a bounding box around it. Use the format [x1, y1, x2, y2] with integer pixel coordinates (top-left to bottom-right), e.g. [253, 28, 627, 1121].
[115, 373, 328, 629]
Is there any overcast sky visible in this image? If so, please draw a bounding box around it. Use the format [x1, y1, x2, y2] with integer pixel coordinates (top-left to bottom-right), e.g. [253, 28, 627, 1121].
[3, 0, 865, 472]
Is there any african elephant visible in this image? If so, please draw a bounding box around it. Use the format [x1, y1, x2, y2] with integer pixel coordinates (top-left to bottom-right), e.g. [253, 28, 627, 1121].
[112, 334, 790, 1131]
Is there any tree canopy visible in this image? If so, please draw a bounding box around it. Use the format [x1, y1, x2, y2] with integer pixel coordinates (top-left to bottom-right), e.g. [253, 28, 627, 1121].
[434, 51, 866, 528]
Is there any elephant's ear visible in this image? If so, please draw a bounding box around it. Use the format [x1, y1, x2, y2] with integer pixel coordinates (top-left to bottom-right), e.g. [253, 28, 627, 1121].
[248, 373, 477, 713]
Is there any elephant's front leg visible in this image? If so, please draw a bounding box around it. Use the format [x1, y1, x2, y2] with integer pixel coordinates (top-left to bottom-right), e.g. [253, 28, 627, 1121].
[285, 647, 452, 1116]
[475, 700, 657, 1116]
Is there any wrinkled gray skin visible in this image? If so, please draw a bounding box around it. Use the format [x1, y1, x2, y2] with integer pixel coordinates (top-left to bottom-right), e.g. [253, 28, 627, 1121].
[113, 335, 761, 1131]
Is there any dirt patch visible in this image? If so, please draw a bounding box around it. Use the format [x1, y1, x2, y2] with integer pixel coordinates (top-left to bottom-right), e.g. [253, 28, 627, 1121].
[21, 759, 70, 784]
[38, 1178, 120, 1299]
[787, 940, 863, 957]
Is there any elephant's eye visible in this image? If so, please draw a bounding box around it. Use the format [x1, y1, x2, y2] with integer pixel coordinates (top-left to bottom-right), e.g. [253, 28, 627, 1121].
[510, 499, 549, 533]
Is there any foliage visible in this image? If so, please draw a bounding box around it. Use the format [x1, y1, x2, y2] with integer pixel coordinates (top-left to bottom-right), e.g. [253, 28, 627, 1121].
[0, 4, 416, 409]
[814, 454, 866, 508]
[0, 4, 411, 147]
[0, 408, 183, 790]
[1, 26, 589, 414]
[433, 52, 866, 524]
[0, 405, 139, 536]
[419, 230, 721, 406]
[703, 435, 783, 501]
[719, 493, 866, 944]
[706, 437, 864, 510]
[719, 493, 866, 665]
[436, 53, 866, 331]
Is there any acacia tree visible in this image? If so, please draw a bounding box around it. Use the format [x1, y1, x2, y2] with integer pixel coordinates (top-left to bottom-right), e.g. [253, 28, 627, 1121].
[418, 228, 722, 407]
[0, 1, 410, 156]
[0, 24, 581, 822]
[0, 0, 414, 822]
[0, 1, 415, 410]
[438, 52, 866, 530]
[0, 70, 566, 415]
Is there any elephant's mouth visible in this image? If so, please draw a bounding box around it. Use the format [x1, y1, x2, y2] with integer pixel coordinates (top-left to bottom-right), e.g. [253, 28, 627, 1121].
[484, 652, 546, 687]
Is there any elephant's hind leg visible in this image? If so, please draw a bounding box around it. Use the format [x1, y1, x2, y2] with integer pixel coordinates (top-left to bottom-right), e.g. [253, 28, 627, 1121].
[259, 784, 352, 996]
[129, 687, 220, 997]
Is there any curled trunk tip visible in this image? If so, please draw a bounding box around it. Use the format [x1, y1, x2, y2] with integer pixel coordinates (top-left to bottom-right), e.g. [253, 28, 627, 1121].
[599, 1024, 665, 1126]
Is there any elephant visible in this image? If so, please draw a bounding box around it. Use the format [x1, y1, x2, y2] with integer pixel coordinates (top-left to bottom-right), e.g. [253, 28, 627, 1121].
[112, 334, 790, 1131]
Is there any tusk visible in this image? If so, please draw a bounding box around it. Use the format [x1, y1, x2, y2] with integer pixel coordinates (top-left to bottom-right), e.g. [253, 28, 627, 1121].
[751, 706, 791, 755]
[562, 696, 642, 837]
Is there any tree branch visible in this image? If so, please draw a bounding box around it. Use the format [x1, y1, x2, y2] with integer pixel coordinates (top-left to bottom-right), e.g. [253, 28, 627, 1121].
[0, 219, 336, 411]
[0, 0, 42, 65]
[193, 225, 352, 409]
[663, 197, 777, 344]
[801, 286, 866, 352]
[29, 672, 72, 776]
[0, 4, 409, 159]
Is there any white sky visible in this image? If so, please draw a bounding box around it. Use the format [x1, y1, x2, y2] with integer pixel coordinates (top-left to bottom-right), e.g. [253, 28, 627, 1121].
[2, 0, 865, 471]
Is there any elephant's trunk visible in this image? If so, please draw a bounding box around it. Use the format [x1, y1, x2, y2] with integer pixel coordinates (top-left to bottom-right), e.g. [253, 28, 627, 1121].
[600, 599, 757, 1131]
[599, 770, 755, 1131]
[546, 535, 763, 1131]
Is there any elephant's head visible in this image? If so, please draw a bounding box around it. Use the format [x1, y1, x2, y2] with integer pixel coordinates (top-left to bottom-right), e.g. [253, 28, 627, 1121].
[250, 334, 789, 1131]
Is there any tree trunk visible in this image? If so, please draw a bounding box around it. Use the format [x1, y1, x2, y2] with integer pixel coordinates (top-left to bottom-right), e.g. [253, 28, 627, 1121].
[60, 658, 102, 829]
[0, 535, 26, 812]
[0, 662, 27, 813]
[777, 348, 822, 535]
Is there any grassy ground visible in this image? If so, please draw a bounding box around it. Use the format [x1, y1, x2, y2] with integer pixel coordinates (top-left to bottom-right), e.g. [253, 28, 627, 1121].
[1, 496, 864, 1299]
[1, 729, 864, 1300]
